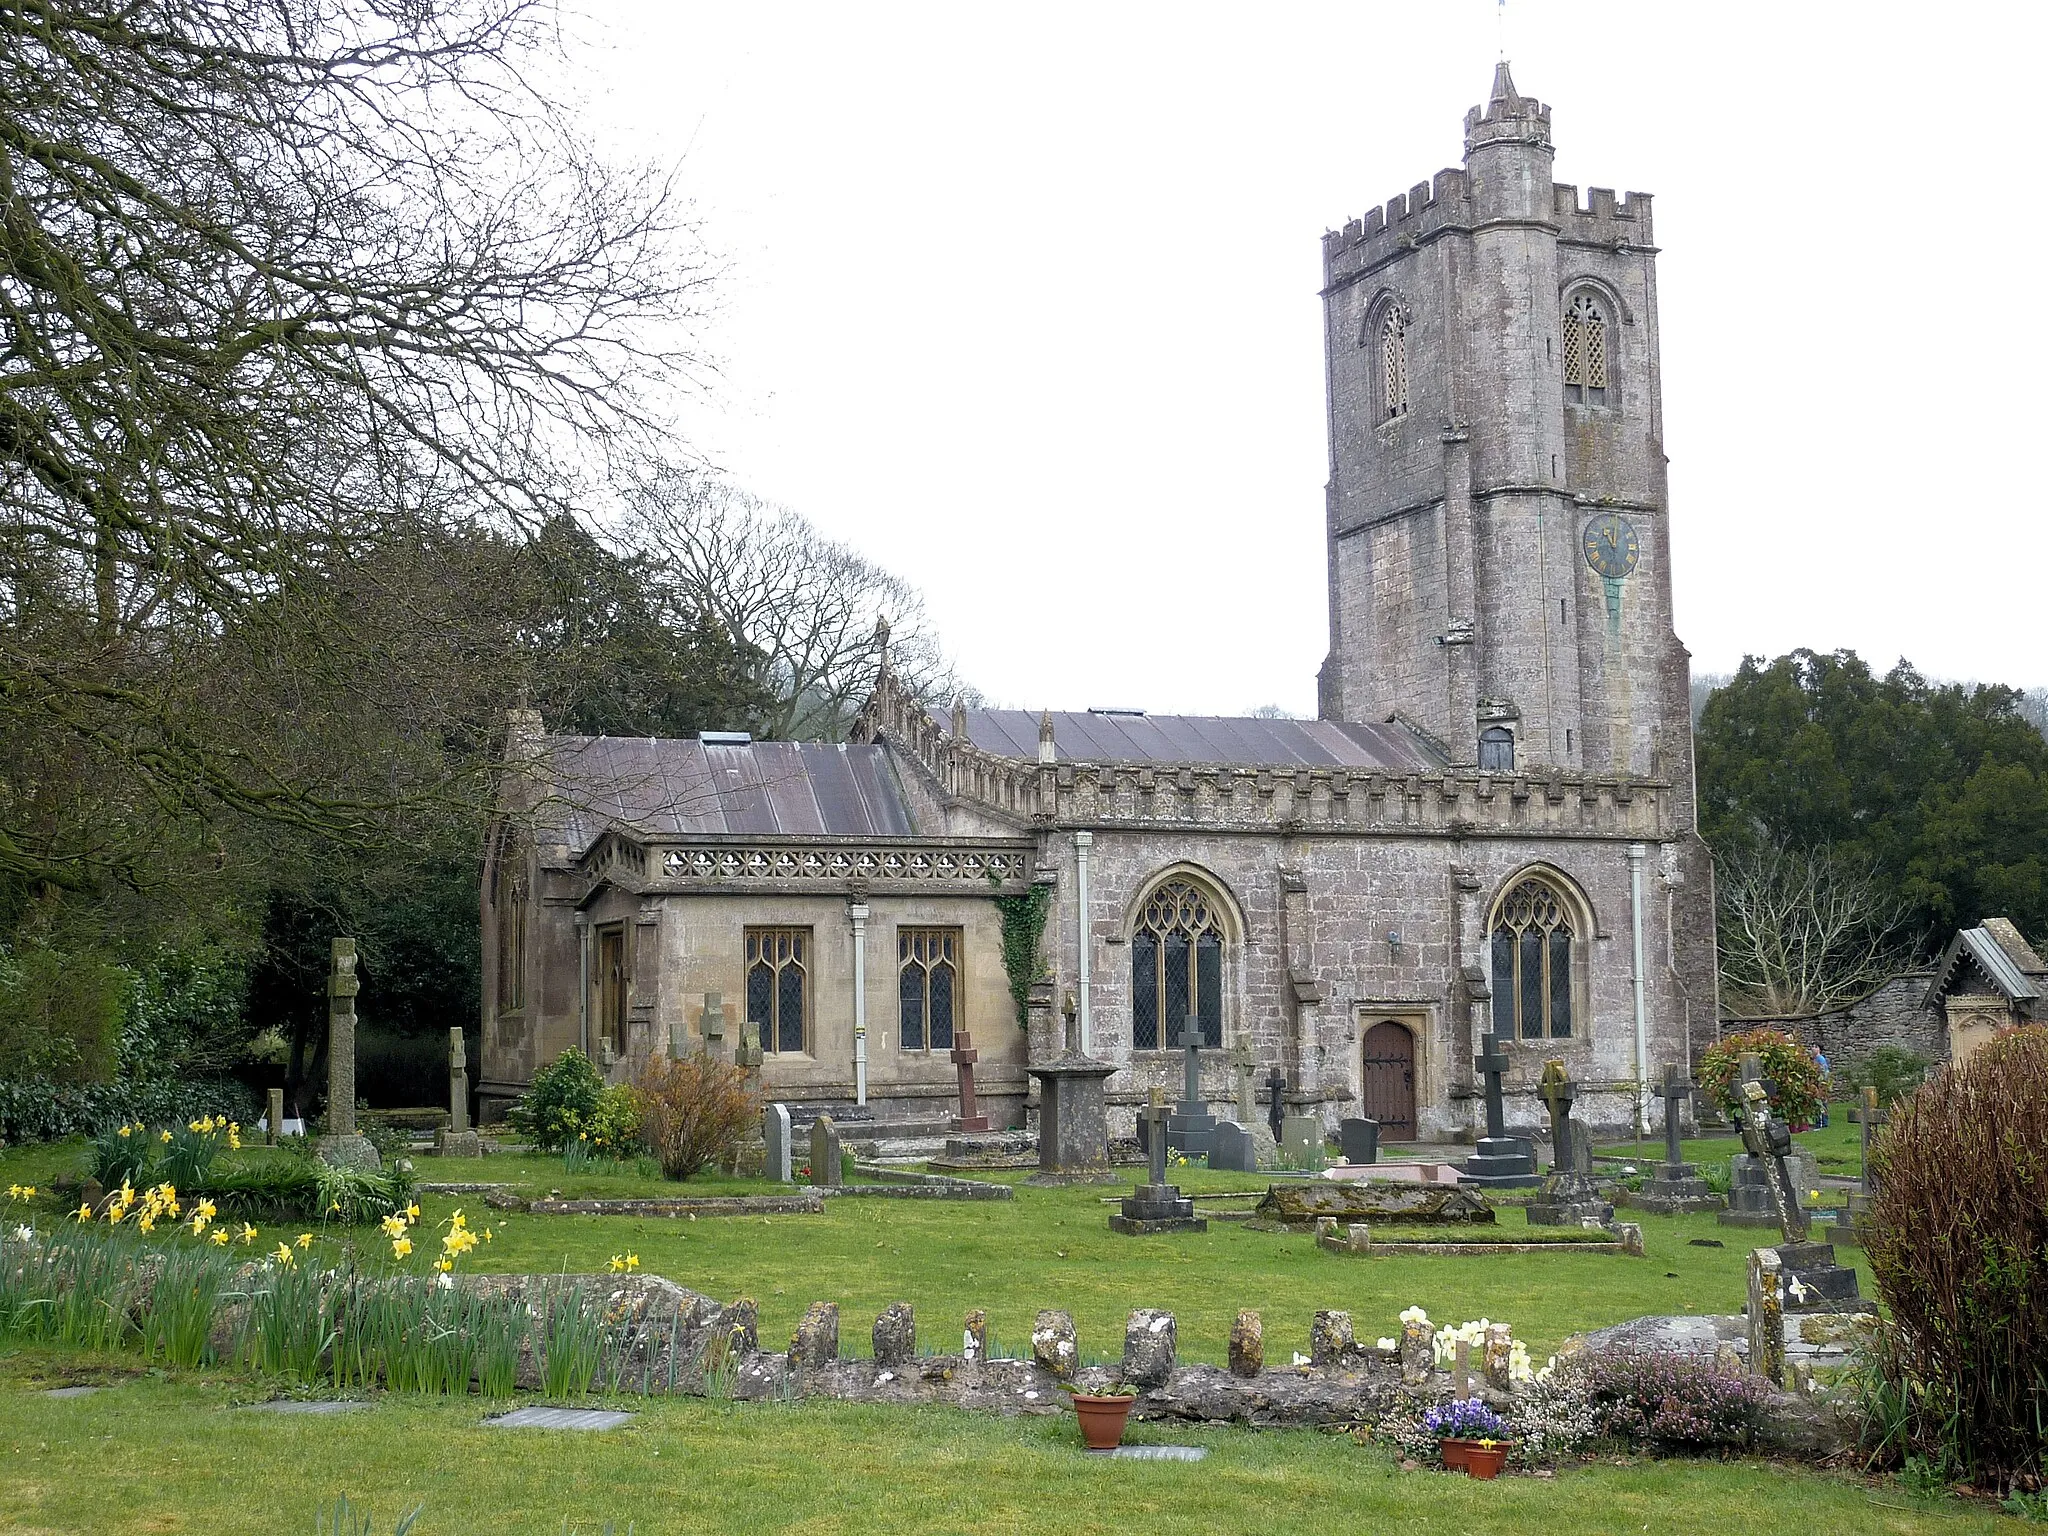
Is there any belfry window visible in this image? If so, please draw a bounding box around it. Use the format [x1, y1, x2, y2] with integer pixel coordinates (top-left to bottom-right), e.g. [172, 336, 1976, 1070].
[1132, 878, 1225, 1049]
[1479, 726, 1515, 773]
[1562, 294, 1609, 405]
[1379, 308, 1410, 421]
[746, 927, 811, 1055]
[1489, 876, 1577, 1040]
[899, 927, 960, 1052]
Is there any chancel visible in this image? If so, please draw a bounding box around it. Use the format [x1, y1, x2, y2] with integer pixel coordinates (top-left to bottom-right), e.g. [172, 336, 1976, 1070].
[478, 65, 1716, 1146]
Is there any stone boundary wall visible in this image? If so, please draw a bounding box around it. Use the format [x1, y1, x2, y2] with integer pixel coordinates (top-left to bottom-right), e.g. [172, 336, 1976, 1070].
[1719, 971, 1943, 1078]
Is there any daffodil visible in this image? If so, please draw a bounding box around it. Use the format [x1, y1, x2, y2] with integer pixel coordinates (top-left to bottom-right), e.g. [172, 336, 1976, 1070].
[405, 1203, 420, 1220]
[209, 1228, 231, 1247]
[227, 1123, 242, 1150]
[117, 1124, 133, 1139]
[295, 1232, 312, 1250]
[74, 1202, 92, 1223]
[274, 1242, 296, 1265]
[240, 1223, 258, 1245]
[159, 1129, 172, 1143]
[435, 1258, 453, 1273]
[381, 1214, 408, 1239]
[482, 1227, 494, 1243]
[607, 1254, 628, 1274]
[392, 1236, 413, 1259]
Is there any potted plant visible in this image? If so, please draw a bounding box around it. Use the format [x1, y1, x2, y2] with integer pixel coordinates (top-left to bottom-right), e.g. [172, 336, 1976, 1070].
[1064, 1381, 1139, 1450]
[1424, 1399, 1512, 1475]
[1465, 1438, 1510, 1479]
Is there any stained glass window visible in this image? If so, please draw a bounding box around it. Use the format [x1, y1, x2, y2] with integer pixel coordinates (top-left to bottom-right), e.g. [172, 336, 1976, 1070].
[898, 928, 960, 1052]
[1131, 879, 1227, 1049]
[1563, 294, 1609, 406]
[1488, 877, 1577, 1039]
[746, 927, 810, 1054]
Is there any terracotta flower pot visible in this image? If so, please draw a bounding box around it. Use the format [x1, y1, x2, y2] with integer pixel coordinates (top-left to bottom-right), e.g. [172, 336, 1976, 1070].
[1440, 1438, 1475, 1472]
[1072, 1393, 1135, 1450]
[1465, 1443, 1511, 1479]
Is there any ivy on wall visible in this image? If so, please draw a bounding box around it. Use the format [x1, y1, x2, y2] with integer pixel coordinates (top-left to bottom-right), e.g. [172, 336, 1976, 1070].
[992, 884, 1054, 1029]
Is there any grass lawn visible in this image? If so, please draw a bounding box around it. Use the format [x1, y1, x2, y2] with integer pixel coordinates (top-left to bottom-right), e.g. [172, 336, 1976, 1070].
[0, 1344, 2019, 1536]
[0, 1142, 1871, 1366]
[1599, 1122, 1865, 1178]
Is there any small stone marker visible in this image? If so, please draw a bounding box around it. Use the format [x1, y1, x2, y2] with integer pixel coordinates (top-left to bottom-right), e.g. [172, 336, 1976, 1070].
[1207, 1120, 1256, 1173]
[810, 1115, 843, 1188]
[790, 1301, 839, 1366]
[488, 1406, 634, 1431]
[1031, 1309, 1077, 1378]
[1309, 1309, 1354, 1366]
[872, 1302, 916, 1365]
[963, 1308, 988, 1362]
[436, 1028, 483, 1157]
[701, 992, 726, 1057]
[265, 1087, 284, 1147]
[950, 1030, 991, 1133]
[1526, 1060, 1611, 1226]
[1102, 1445, 1208, 1461]
[1482, 1323, 1513, 1391]
[1278, 1113, 1322, 1166]
[1166, 1015, 1216, 1157]
[764, 1103, 793, 1183]
[243, 1399, 368, 1415]
[316, 937, 379, 1169]
[1338, 1117, 1379, 1166]
[1228, 1310, 1263, 1377]
[1230, 1034, 1258, 1124]
[1457, 1031, 1540, 1188]
[1121, 1308, 1176, 1386]
[1110, 1090, 1206, 1234]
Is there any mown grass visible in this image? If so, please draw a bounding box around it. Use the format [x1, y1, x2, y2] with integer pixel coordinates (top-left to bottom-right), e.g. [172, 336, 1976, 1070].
[1599, 1120, 1864, 1177]
[0, 1343, 2020, 1535]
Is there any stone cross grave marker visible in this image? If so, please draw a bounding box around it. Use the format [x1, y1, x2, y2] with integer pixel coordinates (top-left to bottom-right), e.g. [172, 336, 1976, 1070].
[1145, 1091, 1169, 1188]
[1627, 1062, 1718, 1211]
[1527, 1058, 1611, 1225]
[316, 938, 378, 1168]
[1168, 1015, 1217, 1156]
[810, 1114, 844, 1188]
[1457, 1031, 1540, 1188]
[764, 1103, 792, 1183]
[1230, 1034, 1258, 1125]
[1828, 1086, 1888, 1247]
[701, 992, 725, 1056]
[950, 1030, 990, 1133]
[448, 1027, 470, 1134]
[1658, 1062, 1688, 1170]
[1735, 1053, 1809, 1244]
[1538, 1060, 1576, 1175]
[1265, 1066, 1286, 1142]
[1110, 1087, 1206, 1234]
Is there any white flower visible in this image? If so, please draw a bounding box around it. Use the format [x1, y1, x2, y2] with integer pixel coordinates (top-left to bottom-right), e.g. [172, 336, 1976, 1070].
[1377, 1338, 1397, 1351]
[1397, 1305, 1429, 1326]
[1292, 1352, 1310, 1366]
[1787, 1277, 1809, 1302]
[11, 1224, 31, 1243]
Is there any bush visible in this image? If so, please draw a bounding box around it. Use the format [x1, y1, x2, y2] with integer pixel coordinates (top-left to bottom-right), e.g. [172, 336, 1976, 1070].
[1575, 1347, 1773, 1449]
[0, 1076, 255, 1145]
[506, 1048, 604, 1153]
[570, 1084, 642, 1162]
[1841, 1045, 1929, 1108]
[633, 1052, 758, 1179]
[1698, 1028, 1824, 1126]
[1863, 1025, 2048, 1491]
[0, 941, 127, 1083]
[313, 1158, 417, 1226]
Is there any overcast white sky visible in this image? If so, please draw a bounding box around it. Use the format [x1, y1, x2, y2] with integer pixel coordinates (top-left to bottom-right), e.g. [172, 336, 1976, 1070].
[576, 1, 2047, 717]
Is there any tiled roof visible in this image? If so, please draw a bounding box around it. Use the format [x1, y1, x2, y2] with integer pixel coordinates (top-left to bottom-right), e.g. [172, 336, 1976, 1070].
[1926, 924, 2044, 1007]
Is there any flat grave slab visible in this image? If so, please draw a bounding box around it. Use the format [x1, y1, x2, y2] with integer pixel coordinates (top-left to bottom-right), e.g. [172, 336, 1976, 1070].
[42, 1386, 101, 1399]
[1092, 1445, 1208, 1461]
[487, 1406, 635, 1431]
[242, 1399, 369, 1415]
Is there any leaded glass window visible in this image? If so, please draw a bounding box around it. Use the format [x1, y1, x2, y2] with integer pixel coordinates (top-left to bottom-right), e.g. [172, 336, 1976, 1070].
[1489, 878, 1576, 1039]
[1131, 879, 1225, 1050]
[1380, 308, 1410, 421]
[1562, 293, 1609, 405]
[898, 927, 959, 1052]
[746, 927, 810, 1054]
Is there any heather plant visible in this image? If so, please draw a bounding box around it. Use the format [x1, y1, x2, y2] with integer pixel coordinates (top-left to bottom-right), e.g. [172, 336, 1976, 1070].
[1863, 1025, 2048, 1491]
[1507, 1373, 1598, 1465]
[1576, 1346, 1772, 1449]
[633, 1052, 758, 1179]
[1698, 1029, 1825, 1126]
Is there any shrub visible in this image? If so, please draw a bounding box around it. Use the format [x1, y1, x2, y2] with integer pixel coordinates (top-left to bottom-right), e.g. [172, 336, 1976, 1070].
[1507, 1374, 1598, 1465]
[566, 1084, 642, 1162]
[1698, 1028, 1824, 1126]
[1863, 1025, 2048, 1491]
[0, 941, 127, 1084]
[1575, 1346, 1772, 1449]
[88, 1120, 155, 1190]
[1841, 1045, 1929, 1108]
[0, 1076, 255, 1145]
[633, 1052, 758, 1179]
[506, 1048, 604, 1153]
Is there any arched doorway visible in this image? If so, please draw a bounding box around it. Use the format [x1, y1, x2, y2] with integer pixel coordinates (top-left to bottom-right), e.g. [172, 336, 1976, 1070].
[1360, 1021, 1416, 1139]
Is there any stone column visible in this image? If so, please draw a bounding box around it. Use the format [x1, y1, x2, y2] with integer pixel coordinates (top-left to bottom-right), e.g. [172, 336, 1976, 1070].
[316, 938, 379, 1169]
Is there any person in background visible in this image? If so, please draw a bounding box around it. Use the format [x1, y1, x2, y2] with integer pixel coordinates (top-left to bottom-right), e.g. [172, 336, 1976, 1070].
[1814, 1049, 1832, 1129]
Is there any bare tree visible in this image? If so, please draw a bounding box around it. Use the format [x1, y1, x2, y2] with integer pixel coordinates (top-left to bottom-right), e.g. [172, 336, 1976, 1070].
[626, 475, 962, 740]
[1716, 843, 1913, 1016]
[0, 1, 714, 889]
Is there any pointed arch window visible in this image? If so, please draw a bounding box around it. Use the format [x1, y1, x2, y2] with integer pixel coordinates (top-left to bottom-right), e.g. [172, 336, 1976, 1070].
[493, 828, 527, 1015]
[1489, 876, 1578, 1039]
[1562, 293, 1609, 406]
[747, 927, 811, 1055]
[1379, 307, 1411, 421]
[1131, 878, 1226, 1050]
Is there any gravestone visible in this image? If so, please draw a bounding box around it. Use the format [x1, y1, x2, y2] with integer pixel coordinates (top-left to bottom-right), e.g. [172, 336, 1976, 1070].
[1525, 1060, 1611, 1225]
[1208, 1120, 1257, 1173]
[1720, 1054, 1817, 1227]
[1278, 1114, 1323, 1166]
[1027, 1046, 1116, 1177]
[809, 1114, 843, 1188]
[1110, 1090, 1206, 1234]
[436, 1027, 483, 1156]
[1165, 1016, 1217, 1158]
[265, 1087, 284, 1148]
[1457, 1032, 1540, 1188]
[1827, 1087, 1886, 1247]
[1731, 1055, 1866, 1314]
[1337, 1117, 1379, 1166]
[700, 992, 727, 1058]
[1265, 1066, 1286, 1142]
[950, 1030, 991, 1133]
[1627, 1064, 1720, 1212]
[316, 938, 379, 1169]
[763, 1103, 793, 1183]
[1230, 1035, 1259, 1126]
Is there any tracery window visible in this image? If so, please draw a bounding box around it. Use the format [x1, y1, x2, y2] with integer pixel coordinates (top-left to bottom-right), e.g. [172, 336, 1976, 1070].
[493, 829, 526, 1014]
[1379, 307, 1411, 421]
[1131, 879, 1225, 1050]
[1489, 876, 1577, 1040]
[1562, 293, 1609, 406]
[899, 927, 959, 1052]
[746, 927, 811, 1054]
[1478, 726, 1515, 773]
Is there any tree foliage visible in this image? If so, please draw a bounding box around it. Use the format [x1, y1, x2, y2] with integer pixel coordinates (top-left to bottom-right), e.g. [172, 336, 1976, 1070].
[1697, 650, 2048, 957]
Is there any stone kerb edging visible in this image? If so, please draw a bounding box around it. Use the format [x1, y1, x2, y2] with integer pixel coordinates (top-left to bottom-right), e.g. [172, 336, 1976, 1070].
[516, 1194, 826, 1217]
[475, 1274, 1844, 1457]
[817, 1182, 1014, 1202]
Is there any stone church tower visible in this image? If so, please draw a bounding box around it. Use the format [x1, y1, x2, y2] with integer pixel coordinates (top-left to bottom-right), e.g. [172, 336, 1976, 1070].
[1319, 61, 1692, 819]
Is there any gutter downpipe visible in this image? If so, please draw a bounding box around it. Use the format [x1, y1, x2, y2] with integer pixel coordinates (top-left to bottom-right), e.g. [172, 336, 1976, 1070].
[1075, 831, 1094, 1055]
[850, 902, 870, 1106]
[1629, 842, 1649, 1139]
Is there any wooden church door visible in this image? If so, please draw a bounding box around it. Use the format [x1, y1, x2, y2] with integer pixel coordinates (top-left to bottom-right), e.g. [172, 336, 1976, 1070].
[1360, 1020, 1416, 1139]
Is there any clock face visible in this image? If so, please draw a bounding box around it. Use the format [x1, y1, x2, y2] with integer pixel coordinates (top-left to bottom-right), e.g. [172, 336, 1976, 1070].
[1582, 512, 1641, 579]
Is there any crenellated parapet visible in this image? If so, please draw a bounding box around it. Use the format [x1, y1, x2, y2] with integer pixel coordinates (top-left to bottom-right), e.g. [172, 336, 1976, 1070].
[1320, 167, 1469, 290]
[1552, 184, 1654, 248]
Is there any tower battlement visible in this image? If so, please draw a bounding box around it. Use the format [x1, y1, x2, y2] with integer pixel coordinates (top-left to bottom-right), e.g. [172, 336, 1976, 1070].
[1319, 167, 1469, 287]
[1552, 184, 1655, 245]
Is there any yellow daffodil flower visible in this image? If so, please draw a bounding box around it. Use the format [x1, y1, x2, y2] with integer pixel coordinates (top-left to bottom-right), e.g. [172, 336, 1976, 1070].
[295, 1232, 312, 1250]
[195, 1199, 216, 1222]
[482, 1227, 493, 1243]
[607, 1254, 627, 1274]
[118, 1124, 133, 1139]
[435, 1258, 452, 1274]
[137, 1215, 155, 1234]
[381, 1214, 408, 1239]
[274, 1243, 296, 1265]
[392, 1236, 413, 1259]
[75, 1202, 92, 1223]
[625, 1253, 639, 1271]
[159, 1129, 172, 1143]
[227, 1124, 241, 1150]
[209, 1228, 231, 1247]
[405, 1203, 420, 1220]
[240, 1223, 258, 1244]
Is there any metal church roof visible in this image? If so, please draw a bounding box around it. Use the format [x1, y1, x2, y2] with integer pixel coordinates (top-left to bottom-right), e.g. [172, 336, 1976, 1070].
[945, 708, 1445, 771]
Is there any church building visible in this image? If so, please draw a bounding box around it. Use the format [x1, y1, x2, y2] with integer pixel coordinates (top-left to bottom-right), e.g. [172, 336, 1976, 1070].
[480, 66, 1719, 1140]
